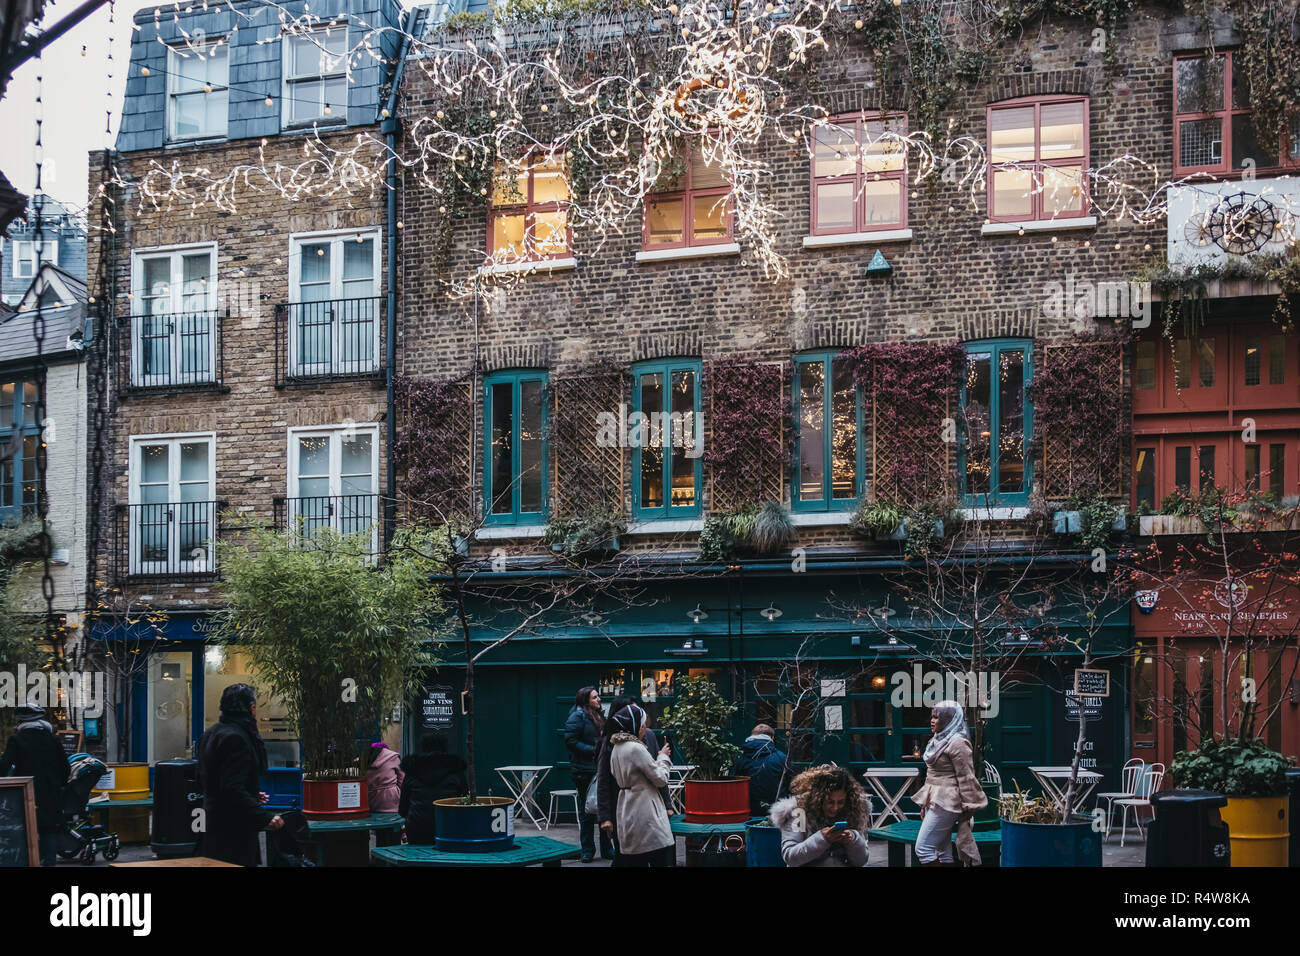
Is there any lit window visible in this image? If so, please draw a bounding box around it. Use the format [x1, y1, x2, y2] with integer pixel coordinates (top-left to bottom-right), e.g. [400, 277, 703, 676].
[810, 112, 907, 235]
[988, 97, 1088, 221]
[793, 353, 860, 512]
[489, 156, 571, 263]
[167, 41, 228, 141]
[632, 360, 701, 518]
[644, 140, 732, 250]
[283, 27, 348, 128]
[962, 340, 1032, 505]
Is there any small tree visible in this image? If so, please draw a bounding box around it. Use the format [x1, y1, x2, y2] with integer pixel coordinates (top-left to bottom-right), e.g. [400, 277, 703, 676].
[661, 675, 741, 780]
[215, 524, 442, 778]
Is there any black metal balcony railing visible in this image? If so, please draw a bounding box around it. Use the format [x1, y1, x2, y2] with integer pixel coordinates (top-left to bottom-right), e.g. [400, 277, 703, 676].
[275, 297, 385, 386]
[118, 311, 225, 391]
[114, 500, 223, 581]
[273, 494, 381, 548]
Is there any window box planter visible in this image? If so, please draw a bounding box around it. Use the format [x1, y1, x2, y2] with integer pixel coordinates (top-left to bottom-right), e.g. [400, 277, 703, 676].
[1053, 511, 1127, 534]
[877, 519, 944, 542]
[1138, 515, 1207, 536]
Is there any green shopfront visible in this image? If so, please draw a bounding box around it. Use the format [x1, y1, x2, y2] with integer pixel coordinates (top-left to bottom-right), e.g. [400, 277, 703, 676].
[412, 566, 1132, 807]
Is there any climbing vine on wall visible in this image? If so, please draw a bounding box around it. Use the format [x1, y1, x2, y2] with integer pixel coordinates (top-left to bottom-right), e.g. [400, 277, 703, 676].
[394, 373, 475, 520]
[705, 357, 788, 512]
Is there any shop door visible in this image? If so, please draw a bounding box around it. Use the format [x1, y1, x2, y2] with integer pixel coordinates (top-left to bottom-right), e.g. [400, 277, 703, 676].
[148, 650, 194, 764]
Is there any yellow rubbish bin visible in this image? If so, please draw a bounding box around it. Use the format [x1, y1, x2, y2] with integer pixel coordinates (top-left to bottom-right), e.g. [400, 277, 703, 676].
[1221, 795, 1289, 867]
[92, 762, 152, 844]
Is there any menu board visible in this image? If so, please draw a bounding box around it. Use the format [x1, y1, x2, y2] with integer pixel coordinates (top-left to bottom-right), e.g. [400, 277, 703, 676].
[0, 778, 39, 867]
[1073, 668, 1111, 698]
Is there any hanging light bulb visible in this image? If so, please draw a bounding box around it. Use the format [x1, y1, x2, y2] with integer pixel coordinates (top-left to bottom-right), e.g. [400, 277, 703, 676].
[141, 66, 150, 76]
[265, 94, 273, 106]
[324, 103, 332, 115]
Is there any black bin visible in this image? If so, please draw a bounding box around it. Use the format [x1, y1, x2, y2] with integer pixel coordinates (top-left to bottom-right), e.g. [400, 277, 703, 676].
[1287, 768, 1300, 868]
[1145, 789, 1230, 867]
[151, 759, 202, 858]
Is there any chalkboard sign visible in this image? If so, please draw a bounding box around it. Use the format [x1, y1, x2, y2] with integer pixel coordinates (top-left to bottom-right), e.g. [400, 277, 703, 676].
[0, 778, 39, 867]
[1073, 668, 1111, 698]
[56, 731, 82, 756]
[420, 684, 455, 732]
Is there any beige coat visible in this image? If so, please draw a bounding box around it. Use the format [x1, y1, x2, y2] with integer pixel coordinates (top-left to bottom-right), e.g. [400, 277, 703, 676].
[609, 732, 673, 855]
[911, 736, 988, 865]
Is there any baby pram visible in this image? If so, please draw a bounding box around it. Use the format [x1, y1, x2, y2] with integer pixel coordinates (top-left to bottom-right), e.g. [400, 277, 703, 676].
[58, 753, 121, 864]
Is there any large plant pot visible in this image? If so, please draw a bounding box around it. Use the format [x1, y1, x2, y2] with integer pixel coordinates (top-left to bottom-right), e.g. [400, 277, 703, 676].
[684, 777, 750, 824]
[432, 797, 515, 853]
[1001, 816, 1102, 867]
[1220, 795, 1289, 867]
[745, 819, 785, 867]
[302, 777, 370, 821]
[972, 781, 1001, 832]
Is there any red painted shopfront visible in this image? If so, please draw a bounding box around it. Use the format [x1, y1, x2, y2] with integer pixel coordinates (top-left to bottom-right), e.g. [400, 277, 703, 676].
[1130, 574, 1300, 768]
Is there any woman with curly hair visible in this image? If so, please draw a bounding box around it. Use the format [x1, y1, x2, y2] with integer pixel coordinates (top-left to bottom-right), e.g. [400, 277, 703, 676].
[768, 764, 869, 867]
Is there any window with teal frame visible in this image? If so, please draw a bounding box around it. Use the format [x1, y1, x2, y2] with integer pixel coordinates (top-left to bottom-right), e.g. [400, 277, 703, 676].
[960, 339, 1033, 506]
[631, 359, 702, 519]
[0, 378, 39, 526]
[792, 352, 863, 512]
[483, 370, 548, 525]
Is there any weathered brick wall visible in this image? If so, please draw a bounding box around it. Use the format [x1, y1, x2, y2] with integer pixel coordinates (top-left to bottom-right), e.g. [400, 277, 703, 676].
[397, 11, 1179, 554]
[86, 129, 390, 610]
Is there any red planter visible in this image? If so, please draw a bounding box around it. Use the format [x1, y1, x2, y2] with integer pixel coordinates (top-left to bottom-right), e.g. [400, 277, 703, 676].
[684, 777, 750, 824]
[302, 777, 370, 821]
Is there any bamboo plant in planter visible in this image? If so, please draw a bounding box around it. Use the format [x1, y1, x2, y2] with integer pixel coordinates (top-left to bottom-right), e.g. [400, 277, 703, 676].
[216, 524, 440, 821]
[1171, 737, 1294, 867]
[660, 675, 747, 823]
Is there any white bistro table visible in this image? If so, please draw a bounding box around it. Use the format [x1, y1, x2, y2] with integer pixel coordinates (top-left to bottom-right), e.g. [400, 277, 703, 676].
[862, 767, 921, 829]
[667, 764, 696, 814]
[1028, 766, 1104, 815]
[494, 765, 554, 830]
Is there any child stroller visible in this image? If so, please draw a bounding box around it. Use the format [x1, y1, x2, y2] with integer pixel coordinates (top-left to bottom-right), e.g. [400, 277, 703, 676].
[58, 753, 121, 864]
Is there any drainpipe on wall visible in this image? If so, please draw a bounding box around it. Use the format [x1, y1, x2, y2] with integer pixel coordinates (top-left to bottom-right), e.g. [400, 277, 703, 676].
[381, 6, 420, 547]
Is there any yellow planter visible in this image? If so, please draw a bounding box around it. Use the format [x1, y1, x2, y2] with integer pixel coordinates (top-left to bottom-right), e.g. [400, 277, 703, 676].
[1220, 795, 1289, 867]
[92, 762, 150, 799]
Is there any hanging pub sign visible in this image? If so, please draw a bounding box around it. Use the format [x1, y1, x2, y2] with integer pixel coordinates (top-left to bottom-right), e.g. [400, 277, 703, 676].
[1135, 590, 1158, 613]
[1073, 668, 1110, 698]
[420, 684, 455, 732]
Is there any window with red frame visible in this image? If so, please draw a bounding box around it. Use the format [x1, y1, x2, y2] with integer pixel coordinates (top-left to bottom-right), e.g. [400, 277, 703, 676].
[489, 155, 571, 262]
[809, 112, 907, 235]
[988, 97, 1088, 222]
[1173, 51, 1299, 177]
[643, 141, 731, 250]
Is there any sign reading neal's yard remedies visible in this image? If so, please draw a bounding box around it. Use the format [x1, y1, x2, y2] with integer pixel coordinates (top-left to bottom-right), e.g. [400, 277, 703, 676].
[421, 685, 455, 731]
[1073, 668, 1111, 698]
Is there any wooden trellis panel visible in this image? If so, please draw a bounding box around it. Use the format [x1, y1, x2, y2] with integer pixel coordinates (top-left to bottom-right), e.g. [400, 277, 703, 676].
[397, 376, 474, 521]
[706, 360, 786, 513]
[1040, 343, 1125, 500]
[870, 394, 954, 506]
[550, 372, 625, 519]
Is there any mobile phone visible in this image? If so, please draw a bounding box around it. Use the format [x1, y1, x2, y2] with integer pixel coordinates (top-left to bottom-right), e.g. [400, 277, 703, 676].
[832, 821, 849, 830]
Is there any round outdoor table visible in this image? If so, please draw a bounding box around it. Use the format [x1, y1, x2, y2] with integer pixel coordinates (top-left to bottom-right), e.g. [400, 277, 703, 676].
[868, 819, 1002, 867]
[305, 812, 405, 866]
[371, 835, 579, 867]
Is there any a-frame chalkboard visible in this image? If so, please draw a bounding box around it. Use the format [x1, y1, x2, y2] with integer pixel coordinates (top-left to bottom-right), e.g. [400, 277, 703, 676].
[0, 777, 39, 867]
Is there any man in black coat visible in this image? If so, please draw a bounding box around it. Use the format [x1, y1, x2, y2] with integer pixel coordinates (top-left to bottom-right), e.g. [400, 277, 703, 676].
[732, 723, 791, 817]
[196, 684, 283, 866]
[398, 732, 468, 844]
[0, 704, 69, 866]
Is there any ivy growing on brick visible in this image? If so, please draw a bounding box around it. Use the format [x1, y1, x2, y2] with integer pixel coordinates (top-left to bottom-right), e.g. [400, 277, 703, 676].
[704, 357, 788, 512]
[394, 373, 475, 521]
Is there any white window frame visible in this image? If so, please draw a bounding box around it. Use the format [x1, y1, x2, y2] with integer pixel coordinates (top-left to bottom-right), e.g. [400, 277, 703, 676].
[130, 243, 219, 387]
[128, 432, 217, 576]
[286, 423, 380, 554]
[281, 25, 348, 129]
[287, 228, 381, 376]
[165, 40, 229, 143]
[12, 240, 56, 278]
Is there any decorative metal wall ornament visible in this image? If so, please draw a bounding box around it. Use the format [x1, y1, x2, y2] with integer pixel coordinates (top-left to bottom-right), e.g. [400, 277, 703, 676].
[1205, 191, 1280, 255]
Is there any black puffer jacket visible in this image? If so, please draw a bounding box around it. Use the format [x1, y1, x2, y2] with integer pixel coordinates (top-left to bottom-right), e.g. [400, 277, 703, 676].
[399, 752, 468, 842]
[196, 718, 276, 867]
[0, 721, 68, 831]
[564, 707, 602, 773]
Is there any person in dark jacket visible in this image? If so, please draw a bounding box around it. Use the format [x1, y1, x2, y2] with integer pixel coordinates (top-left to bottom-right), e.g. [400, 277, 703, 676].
[596, 697, 673, 860]
[732, 723, 791, 816]
[564, 685, 611, 862]
[0, 704, 70, 866]
[399, 732, 468, 844]
[196, 684, 282, 866]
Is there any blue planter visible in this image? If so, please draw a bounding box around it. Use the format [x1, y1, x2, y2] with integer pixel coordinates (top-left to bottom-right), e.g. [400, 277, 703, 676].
[433, 797, 515, 853]
[1002, 817, 1102, 867]
[259, 767, 304, 813]
[745, 820, 785, 867]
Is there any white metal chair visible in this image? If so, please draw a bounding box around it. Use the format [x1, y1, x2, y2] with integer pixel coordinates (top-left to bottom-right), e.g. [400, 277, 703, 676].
[982, 761, 1002, 798]
[547, 788, 580, 826]
[1113, 763, 1164, 847]
[1096, 758, 1143, 842]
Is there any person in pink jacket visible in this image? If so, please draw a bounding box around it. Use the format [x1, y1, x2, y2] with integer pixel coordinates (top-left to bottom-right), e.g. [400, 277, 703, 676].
[365, 742, 405, 813]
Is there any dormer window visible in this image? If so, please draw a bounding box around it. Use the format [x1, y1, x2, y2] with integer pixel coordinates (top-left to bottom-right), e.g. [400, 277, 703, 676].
[166, 41, 228, 142]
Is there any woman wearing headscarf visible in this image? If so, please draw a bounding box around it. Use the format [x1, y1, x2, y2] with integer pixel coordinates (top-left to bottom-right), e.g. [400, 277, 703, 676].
[607, 703, 675, 867]
[768, 764, 870, 867]
[911, 700, 987, 867]
[196, 683, 283, 866]
[595, 694, 672, 859]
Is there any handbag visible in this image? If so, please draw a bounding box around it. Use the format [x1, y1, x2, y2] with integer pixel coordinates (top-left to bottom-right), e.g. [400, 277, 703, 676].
[584, 776, 599, 816]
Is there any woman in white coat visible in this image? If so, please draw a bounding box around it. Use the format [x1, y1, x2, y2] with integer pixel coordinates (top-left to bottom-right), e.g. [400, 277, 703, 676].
[608, 704, 675, 867]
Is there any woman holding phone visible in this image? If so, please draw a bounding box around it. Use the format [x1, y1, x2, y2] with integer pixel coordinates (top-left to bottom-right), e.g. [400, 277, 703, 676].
[607, 703, 676, 867]
[769, 764, 869, 867]
[912, 699, 987, 866]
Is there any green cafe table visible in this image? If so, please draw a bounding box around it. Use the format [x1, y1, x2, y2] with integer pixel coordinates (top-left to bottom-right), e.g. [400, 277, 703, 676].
[370, 835, 580, 867]
[305, 812, 405, 866]
[868, 819, 1002, 867]
[669, 815, 750, 864]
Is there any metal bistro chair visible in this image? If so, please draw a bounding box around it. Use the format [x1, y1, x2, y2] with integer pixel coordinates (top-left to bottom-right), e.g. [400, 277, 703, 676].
[547, 788, 581, 826]
[982, 761, 1003, 799]
[1096, 758, 1144, 842]
[1113, 763, 1165, 847]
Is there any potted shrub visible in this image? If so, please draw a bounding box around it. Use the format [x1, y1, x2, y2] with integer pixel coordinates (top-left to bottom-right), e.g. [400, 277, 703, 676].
[544, 503, 627, 559]
[216, 524, 439, 821]
[850, 499, 904, 540]
[999, 787, 1102, 867]
[660, 675, 748, 823]
[1171, 737, 1294, 867]
[744, 812, 786, 868]
[750, 501, 794, 554]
